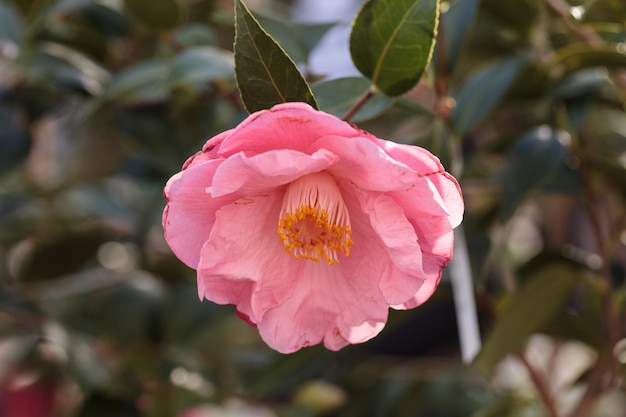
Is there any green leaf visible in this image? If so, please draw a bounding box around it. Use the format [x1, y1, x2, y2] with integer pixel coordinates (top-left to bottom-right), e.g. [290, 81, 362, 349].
[172, 23, 216, 48]
[552, 69, 610, 102]
[475, 262, 583, 376]
[350, 0, 440, 96]
[0, 104, 30, 174]
[100, 60, 169, 105]
[499, 126, 569, 220]
[254, 12, 308, 64]
[540, 278, 603, 350]
[0, 0, 22, 42]
[417, 118, 453, 170]
[451, 52, 529, 136]
[553, 43, 626, 74]
[168, 47, 234, 88]
[124, 0, 186, 30]
[312, 77, 394, 122]
[595, 24, 626, 43]
[234, 0, 318, 113]
[247, 14, 335, 66]
[437, 0, 478, 72]
[298, 22, 336, 57]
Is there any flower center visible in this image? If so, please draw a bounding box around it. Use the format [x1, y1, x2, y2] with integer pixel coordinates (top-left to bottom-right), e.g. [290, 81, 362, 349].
[278, 172, 353, 265]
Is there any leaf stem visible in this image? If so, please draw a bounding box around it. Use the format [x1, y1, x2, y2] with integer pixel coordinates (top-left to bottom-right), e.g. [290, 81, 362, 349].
[517, 351, 561, 417]
[541, 0, 602, 46]
[563, 127, 622, 417]
[541, 0, 626, 92]
[342, 86, 376, 122]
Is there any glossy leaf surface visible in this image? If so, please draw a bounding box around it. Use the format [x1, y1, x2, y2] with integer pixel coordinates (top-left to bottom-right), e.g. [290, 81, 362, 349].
[234, 0, 317, 113]
[350, 0, 439, 96]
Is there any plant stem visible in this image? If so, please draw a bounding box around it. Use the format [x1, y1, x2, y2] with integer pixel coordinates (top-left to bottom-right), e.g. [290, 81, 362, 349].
[518, 352, 561, 417]
[342, 86, 376, 122]
[541, 0, 602, 46]
[542, 0, 626, 92]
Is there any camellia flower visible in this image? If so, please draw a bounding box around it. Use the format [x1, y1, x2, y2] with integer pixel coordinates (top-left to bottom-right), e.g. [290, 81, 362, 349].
[163, 102, 463, 353]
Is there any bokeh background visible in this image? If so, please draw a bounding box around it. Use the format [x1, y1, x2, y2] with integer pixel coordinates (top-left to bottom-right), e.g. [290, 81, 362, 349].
[1, 0, 626, 416]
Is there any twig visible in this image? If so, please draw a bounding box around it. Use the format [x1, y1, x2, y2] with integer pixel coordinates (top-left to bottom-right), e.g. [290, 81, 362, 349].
[518, 351, 561, 417]
[541, 0, 602, 46]
[541, 0, 626, 92]
[567, 362, 606, 417]
[342, 86, 376, 122]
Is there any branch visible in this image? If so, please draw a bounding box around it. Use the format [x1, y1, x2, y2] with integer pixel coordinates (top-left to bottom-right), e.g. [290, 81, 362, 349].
[342, 86, 376, 122]
[518, 352, 561, 417]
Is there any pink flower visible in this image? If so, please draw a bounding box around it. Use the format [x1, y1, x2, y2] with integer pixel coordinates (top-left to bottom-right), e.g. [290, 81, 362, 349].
[163, 103, 463, 353]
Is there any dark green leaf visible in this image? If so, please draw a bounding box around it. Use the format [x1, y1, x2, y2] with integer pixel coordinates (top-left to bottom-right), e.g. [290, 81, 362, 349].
[595, 24, 626, 43]
[350, 0, 439, 96]
[554, 43, 626, 74]
[16, 48, 105, 94]
[113, 102, 217, 174]
[298, 22, 336, 57]
[39, 20, 109, 62]
[540, 278, 603, 350]
[312, 77, 394, 122]
[585, 106, 626, 197]
[13, 230, 109, 282]
[451, 52, 529, 136]
[124, 0, 186, 30]
[168, 47, 234, 88]
[475, 262, 583, 376]
[416, 118, 453, 170]
[48, 0, 92, 15]
[583, 0, 626, 24]
[254, 12, 307, 64]
[0, 104, 30, 174]
[172, 23, 216, 47]
[79, 3, 130, 39]
[234, 0, 317, 113]
[437, 0, 478, 72]
[0, 0, 22, 42]
[100, 60, 168, 105]
[552, 69, 610, 101]
[499, 126, 569, 220]
[252, 16, 335, 64]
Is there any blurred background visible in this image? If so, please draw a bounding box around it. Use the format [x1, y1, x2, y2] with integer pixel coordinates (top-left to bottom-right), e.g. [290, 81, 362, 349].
[1, 0, 626, 416]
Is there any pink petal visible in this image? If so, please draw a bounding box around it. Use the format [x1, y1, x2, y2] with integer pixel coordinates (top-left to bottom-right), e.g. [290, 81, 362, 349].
[314, 135, 451, 218]
[216, 103, 361, 157]
[392, 275, 439, 310]
[390, 216, 455, 310]
[163, 158, 233, 269]
[198, 179, 392, 352]
[381, 140, 464, 228]
[340, 182, 430, 307]
[387, 198, 455, 310]
[197, 191, 293, 322]
[210, 148, 338, 198]
[256, 260, 388, 353]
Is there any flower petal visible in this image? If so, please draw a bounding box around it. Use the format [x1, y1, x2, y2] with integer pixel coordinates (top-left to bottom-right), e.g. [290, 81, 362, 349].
[211, 148, 338, 198]
[197, 190, 294, 322]
[314, 135, 451, 219]
[198, 178, 391, 353]
[216, 103, 362, 157]
[381, 140, 464, 228]
[341, 182, 431, 306]
[256, 260, 389, 353]
[392, 275, 439, 310]
[163, 158, 232, 269]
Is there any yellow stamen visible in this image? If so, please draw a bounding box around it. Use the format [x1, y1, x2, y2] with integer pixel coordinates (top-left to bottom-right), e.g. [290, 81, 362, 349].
[278, 172, 353, 265]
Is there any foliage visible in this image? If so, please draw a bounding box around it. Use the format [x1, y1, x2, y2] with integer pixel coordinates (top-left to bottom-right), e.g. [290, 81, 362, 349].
[0, 0, 625, 416]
